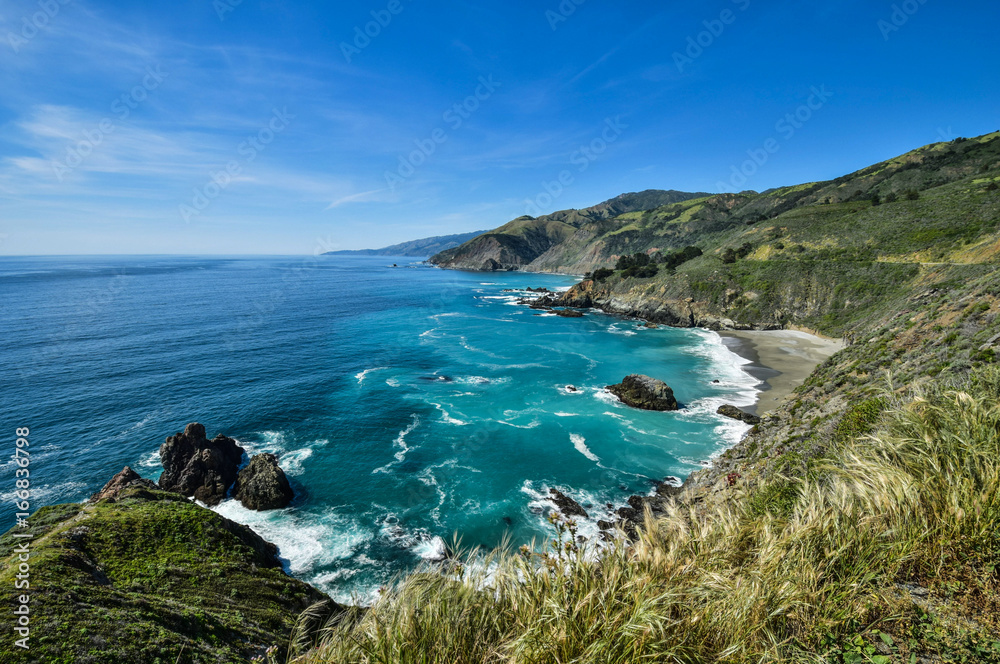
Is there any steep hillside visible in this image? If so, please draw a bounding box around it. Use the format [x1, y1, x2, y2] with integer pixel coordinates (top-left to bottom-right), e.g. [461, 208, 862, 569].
[429, 189, 710, 272]
[324, 230, 488, 257]
[551, 133, 1000, 334]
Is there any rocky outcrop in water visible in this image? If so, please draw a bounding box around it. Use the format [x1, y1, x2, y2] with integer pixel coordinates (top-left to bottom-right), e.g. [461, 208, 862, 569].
[233, 453, 294, 511]
[158, 423, 245, 506]
[548, 489, 588, 518]
[90, 466, 158, 502]
[606, 375, 679, 411]
[717, 404, 761, 425]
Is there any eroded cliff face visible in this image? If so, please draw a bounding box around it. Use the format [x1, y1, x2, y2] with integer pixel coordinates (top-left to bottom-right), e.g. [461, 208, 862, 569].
[553, 278, 783, 330]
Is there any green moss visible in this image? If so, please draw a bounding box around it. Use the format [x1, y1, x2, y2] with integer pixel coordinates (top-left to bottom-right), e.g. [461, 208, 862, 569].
[0, 489, 326, 663]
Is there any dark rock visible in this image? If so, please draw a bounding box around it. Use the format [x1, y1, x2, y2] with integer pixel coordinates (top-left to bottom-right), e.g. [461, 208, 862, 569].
[712, 379, 721, 384]
[606, 375, 679, 411]
[90, 467, 158, 502]
[597, 520, 614, 531]
[158, 423, 245, 506]
[616, 506, 638, 522]
[717, 404, 761, 425]
[565, 385, 579, 392]
[233, 453, 294, 511]
[654, 478, 683, 499]
[555, 309, 585, 318]
[526, 287, 552, 293]
[548, 488, 588, 518]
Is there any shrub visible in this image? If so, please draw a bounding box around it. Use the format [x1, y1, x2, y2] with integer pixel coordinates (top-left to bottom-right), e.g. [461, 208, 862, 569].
[589, 268, 614, 282]
[905, 189, 921, 201]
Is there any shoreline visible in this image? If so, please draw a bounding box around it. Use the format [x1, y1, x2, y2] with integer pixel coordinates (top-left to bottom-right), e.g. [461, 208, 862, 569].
[720, 330, 845, 415]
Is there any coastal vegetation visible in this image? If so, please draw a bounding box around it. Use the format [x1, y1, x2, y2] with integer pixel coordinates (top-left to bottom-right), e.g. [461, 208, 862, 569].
[0, 486, 325, 663]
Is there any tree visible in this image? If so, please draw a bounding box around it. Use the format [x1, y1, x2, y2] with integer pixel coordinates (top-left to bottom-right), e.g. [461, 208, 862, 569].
[870, 193, 881, 206]
[884, 192, 898, 204]
[905, 190, 920, 201]
[590, 268, 614, 282]
[721, 248, 737, 264]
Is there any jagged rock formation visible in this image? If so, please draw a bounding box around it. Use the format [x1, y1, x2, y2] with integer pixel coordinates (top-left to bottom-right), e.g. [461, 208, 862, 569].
[606, 375, 679, 411]
[717, 404, 762, 425]
[548, 488, 588, 518]
[90, 466, 158, 502]
[158, 422, 245, 506]
[233, 453, 295, 511]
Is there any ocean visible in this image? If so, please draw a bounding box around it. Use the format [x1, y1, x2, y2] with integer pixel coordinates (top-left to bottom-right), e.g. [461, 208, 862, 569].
[0, 255, 758, 603]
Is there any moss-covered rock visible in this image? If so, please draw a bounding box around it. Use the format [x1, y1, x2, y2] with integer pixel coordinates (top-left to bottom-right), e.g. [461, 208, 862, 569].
[0, 486, 329, 663]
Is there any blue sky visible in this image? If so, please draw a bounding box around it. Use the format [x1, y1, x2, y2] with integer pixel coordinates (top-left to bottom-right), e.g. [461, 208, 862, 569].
[0, 0, 997, 254]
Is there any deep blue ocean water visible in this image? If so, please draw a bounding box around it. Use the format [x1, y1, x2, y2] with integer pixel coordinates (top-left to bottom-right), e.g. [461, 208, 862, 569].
[0, 255, 757, 602]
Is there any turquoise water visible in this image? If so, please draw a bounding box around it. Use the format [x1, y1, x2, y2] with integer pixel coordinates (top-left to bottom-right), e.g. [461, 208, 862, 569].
[0, 255, 757, 602]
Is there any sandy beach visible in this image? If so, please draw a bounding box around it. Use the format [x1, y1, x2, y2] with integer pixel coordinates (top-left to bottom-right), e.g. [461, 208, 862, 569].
[721, 330, 845, 414]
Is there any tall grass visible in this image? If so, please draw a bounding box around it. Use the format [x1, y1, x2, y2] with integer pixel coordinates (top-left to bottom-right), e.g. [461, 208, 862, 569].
[289, 369, 1000, 663]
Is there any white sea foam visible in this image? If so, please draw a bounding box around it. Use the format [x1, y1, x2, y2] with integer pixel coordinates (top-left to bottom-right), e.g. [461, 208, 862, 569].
[137, 449, 161, 469]
[498, 419, 541, 429]
[373, 414, 420, 474]
[594, 388, 622, 405]
[608, 325, 637, 336]
[356, 366, 389, 384]
[570, 434, 600, 462]
[554, 412, 576, 417]
[413, 536, 449, 561]
[3, 480, 87, 505]
[678, 329, 762, 447]
[385, 377, 401, 387]
[278, 448, 313, 476]
[431, 402, 468, 426]
[212, 501, 373, 576]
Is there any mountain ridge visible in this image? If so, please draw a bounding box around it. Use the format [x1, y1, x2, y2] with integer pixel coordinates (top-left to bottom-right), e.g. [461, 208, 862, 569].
[324, 230, 488, 257]
[429, 189, 711, 272]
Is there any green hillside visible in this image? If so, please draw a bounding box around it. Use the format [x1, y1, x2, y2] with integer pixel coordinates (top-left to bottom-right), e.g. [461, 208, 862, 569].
[429, 189, 711, 272]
